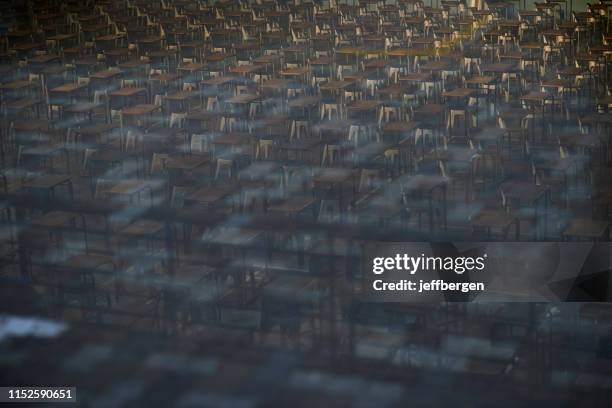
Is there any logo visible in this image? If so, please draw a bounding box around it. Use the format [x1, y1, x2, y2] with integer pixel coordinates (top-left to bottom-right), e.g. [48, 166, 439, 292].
[372, 254, 487, 275]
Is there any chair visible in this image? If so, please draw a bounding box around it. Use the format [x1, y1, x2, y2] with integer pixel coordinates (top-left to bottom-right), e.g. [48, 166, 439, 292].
[290, 120, 310, 140]
[320, 102, 341, 121]
[321, 143, 348, 167]
[438, 152, 482, 202]
[256, 139, 274, 160]
[52, 253, 116, 322]
[150, 153, 169, 176]
[190, 134, 211, 154]
[497, 114, 527, 158]
[214, 158, 235, 182]
[447, 98, 478, 137]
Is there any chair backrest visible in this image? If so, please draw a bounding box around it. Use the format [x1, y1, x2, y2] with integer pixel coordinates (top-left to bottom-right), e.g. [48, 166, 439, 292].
[170, 186, 189, 208]
[235, 85, 249, 95]
[169, 112, 187, 128]
[242, 27, 251, 41]
[191, 134, 209, 153]
[150, 153, 169, 175]
[257, 139, 273, 160]
[16, 146, 24, 167]
[82, 148, 97, 173]
[358, 169, 380, 192]
[438, 160, 448, 178]
[0, 172, 7, 194]
[94, 178, 115, 200]
[121, 79, 137, 88]
[124, 130, 138, 150]
[530, 160, 541, 185]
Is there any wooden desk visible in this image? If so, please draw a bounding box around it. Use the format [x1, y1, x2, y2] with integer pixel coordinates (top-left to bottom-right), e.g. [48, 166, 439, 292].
[268, 195, 316, 217]
[63, 102, 101, 122]
[212, 132, 254, 148]
[121, 104, 160, 117]
[443, 88, 477, 98]
[501, 181, 550, 239]
[22, 174, 73, 199]
[120, 219, 163, 238]
[520, 91, 554, 138]
[288, 96, 320, 110]
[277, 137, 323, 164]
[201, 76, 236, 87]
[164, 155, 211, 172]
[320, 80, 354, 92]
[403, 174, 448, 231]
[187, 185, 238, 207]
[109, 87, 148, 98]
[73, 123, 118, 144]
[399, 73, 432, 82]
[280, 67, 310, 80]
[228, 64, 263, 78]
[259, 79, 291, 91]
[106, 180, 154, 204]
[109, 87, 148, 110]
[90, 68, 122, 82]
[163, 91, 198, 113]
[48, 83, 87, 116]
[414, 103, 445, 115]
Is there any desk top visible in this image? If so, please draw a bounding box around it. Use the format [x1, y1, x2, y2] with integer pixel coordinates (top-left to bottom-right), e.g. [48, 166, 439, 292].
[226, 94, 261, 104]
[29, 54, 60, 64]
[90, 69, 122, 80]
[23, 174, 70, 189]
[520, 91, 551, 103]
[229, 64, 263, 74]
[179, 63, 206, 72]
[107, 179, 152, 195]
[268, 195, 315, 214]
[501, 181, 549, 203]
[165, 154, 210, 171]
[414, 103, 445, 115]
[481, 63, 518, 73]
[404, 174, 448, 192]
[443, 88, 477, 98]
[118, 59, 150, 69]
[348, 100, 382, 112]
[420, 60, 452, 72]
[278, 137, 323, 151]
[259, 79, 291, 89]
[121, 104, 159, 116]
[383, 121, 419, 133]
[188, 185, 238, 204]
[49, 83, 87, 93]
[399, 72, 432, 82]
[288, 96, 321, 109]
[0, 80, 32, 90]
[465, 76, 496, 85]
[164, 91, 196, 102]
[202, 76, 235, 86]
[110, 87, 147, 97]
[280, 67, 310, 76]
